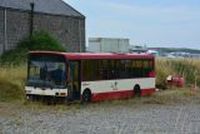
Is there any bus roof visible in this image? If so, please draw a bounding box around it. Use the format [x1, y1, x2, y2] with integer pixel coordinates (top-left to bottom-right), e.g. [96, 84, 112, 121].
[29, 51, 154, 60]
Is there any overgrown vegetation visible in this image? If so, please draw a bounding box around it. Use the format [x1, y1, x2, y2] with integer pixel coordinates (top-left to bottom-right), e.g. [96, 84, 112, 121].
[156, 58, 200, 89]
[101, 88, 200, 106]
[0, 31, 66, 65]
[0, 66, 26, 102]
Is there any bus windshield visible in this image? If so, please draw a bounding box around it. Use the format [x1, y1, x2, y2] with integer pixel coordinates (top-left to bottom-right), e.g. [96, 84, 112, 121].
[27, 55, 67, 88]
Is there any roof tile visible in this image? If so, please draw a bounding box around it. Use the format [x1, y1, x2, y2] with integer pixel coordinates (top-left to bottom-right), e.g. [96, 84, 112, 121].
[0, 0, 84, 18]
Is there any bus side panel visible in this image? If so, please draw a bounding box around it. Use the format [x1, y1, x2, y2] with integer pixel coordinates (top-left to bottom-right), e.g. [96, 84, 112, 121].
[90, 88, 155, 102]
[92, 90, 134, 102]
[81, 78, 155, 102]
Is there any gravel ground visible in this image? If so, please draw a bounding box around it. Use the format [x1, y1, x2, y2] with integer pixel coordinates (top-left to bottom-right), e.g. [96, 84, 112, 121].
[0, 102, 200, 134]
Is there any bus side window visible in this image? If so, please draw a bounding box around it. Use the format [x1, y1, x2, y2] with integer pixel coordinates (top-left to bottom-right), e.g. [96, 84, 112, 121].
[106, 60, 115, 80]
[93, 60, 100, 80]
[82, 60, 101, 81]
[101, 60, 108, 80]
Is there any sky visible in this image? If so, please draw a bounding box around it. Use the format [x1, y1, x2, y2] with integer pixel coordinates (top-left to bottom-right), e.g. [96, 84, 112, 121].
[64, 0, 200, 49]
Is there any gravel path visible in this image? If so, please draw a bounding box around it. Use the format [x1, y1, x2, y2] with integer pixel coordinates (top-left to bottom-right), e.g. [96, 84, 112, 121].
[0, 102, 200, 134]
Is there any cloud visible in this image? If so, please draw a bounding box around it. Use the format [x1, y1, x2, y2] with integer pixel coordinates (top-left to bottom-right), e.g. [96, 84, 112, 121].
[100, 1, 200, 22]
[64, 0, 200, 48]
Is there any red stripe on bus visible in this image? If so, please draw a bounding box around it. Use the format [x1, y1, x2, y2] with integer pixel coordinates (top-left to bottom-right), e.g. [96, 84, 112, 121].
[91, 88, 155, 102]
[29, 51, 154, 60]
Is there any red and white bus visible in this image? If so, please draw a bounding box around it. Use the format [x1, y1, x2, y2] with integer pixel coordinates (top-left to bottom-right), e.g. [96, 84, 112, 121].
[25, 51, 155, 102]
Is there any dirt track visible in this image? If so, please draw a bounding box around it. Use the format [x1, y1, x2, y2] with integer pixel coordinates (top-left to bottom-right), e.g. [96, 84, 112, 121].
[0, 101, 200, 134]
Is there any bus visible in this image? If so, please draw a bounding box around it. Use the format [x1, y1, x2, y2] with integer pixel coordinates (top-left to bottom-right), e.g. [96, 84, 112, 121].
[25, 51, 155, 102]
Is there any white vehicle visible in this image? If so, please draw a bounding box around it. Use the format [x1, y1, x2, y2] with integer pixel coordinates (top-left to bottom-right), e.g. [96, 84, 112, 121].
[25, 51, 156, 102]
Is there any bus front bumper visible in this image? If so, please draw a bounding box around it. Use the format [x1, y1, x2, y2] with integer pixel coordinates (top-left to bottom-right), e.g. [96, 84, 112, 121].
[25, 86, 68, 98]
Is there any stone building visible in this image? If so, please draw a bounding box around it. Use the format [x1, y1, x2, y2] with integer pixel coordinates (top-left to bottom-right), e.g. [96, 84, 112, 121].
[0, 0, 85, 54]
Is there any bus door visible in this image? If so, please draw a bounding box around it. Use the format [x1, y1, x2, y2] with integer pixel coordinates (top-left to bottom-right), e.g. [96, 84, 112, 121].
[68, 61, 81, 100]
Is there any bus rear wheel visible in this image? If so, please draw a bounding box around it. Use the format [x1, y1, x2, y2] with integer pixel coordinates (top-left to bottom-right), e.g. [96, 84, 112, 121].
[82, 89, 91, 102]
[134, 85, 141, 97]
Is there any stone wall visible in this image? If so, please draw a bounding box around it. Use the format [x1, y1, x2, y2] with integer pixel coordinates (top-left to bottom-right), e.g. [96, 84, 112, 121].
[6, 9, 30, 51]
[33, 13, 85, 52]
[0, 8, 85, 55]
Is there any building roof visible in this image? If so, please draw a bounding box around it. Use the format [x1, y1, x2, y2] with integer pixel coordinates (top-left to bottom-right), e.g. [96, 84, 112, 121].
[0, 0, 84, 18]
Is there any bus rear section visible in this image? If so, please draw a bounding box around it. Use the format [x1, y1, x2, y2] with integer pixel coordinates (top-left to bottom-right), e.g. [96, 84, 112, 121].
[80, 57, 155, 102]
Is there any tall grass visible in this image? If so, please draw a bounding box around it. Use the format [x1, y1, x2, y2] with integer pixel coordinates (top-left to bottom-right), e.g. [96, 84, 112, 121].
[156, 58, 200, 89]
[0, 65, 26, 102]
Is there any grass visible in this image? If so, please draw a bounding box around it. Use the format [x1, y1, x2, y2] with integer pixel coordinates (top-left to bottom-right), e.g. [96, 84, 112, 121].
[142, 88, 200, 105]
[156, 58, 200, 89]
[0, 65, 26, 102]
[96, 88, 200, 107]
[1, 88, 199, 115]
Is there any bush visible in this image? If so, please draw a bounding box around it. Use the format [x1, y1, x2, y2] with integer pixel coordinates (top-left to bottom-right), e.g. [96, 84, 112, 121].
[0, 31, 66, 65]
[20, 31, 66, 51]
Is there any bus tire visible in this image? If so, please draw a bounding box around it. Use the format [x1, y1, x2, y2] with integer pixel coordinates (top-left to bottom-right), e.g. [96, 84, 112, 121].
[82, 89, 92, 103]
[134, 85, 141, 97]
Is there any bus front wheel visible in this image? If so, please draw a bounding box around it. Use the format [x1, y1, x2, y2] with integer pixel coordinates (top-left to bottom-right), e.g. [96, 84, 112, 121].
[134, 85, 141, 97]
[82, 89, 92, 102]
